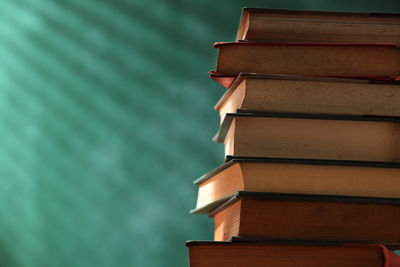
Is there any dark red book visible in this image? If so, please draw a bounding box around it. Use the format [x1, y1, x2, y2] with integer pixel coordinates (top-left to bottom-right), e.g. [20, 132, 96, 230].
[187, 240, 400, 267]
[207, 192, 400, 248]
[211, 42, 400, 88]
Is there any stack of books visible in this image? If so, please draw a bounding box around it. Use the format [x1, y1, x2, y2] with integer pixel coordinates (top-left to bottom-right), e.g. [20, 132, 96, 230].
[187, 8, 400, 267]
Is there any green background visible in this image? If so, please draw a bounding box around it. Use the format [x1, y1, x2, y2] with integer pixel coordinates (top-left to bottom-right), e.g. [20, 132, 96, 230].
[0, 0, 399, 266]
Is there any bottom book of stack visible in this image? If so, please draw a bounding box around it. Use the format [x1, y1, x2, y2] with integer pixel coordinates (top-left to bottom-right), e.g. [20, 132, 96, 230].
[187, 240, 400, 267]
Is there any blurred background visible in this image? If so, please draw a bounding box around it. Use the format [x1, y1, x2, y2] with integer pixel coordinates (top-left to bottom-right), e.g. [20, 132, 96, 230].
[0, 0, 399, 266]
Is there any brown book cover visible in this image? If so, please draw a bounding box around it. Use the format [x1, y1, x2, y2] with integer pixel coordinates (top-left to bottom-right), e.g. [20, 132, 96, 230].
[192, 157, 400, 214]
[207, 191, 400, 248]
[236, 8, 400, 43]
[214, 113, 400, 163]
[213, 42, 400, 80]
[213, 73, 400, 122]
[187, 240, 400, 267]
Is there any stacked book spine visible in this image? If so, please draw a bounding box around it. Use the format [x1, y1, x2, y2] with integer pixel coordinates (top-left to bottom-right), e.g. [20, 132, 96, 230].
[187, 8, 400, 267]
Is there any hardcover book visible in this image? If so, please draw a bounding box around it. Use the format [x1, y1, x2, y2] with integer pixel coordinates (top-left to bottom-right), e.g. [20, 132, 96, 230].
[214, 42, 400, 80]
[209, 192, 400, 246]
[236, 8, 400, 43]
[215, 113, 400, 163]
[214, 73, 400, 123]
[193, 157, 400, 214]
[187, 240, 400, 267]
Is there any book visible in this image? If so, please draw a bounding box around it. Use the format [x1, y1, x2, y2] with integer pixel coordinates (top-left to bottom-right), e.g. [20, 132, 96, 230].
[209, 192, 400, 246]
[187, 240, 400, 267]
[214, 113, 400, 163]
[192, 158, 400, 214]
[236, 8, 400, 43]
[214, 42, 400, 80]
[215, 73, 400, 123]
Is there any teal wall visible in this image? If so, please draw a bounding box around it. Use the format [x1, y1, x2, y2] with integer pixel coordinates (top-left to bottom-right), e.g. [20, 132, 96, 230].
[0, 0, 399, 266]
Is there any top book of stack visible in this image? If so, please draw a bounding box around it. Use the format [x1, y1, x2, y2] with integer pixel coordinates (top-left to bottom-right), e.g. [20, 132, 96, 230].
[212, 8, 400, 84]
[236, 8, 400, 44]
